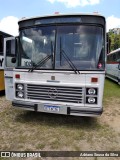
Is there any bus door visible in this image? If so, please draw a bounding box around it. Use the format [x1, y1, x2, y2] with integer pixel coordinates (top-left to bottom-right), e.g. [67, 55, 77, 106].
[4, 37, 16, 100]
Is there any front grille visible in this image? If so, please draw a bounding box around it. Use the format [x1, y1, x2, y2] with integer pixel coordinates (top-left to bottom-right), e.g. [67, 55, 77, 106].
[26, 84, 84, 104]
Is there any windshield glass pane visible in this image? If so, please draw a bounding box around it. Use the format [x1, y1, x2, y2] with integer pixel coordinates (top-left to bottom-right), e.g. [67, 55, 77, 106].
[19, 26, 55, 68]
[55, 25, 104, 70]
[19, 25, 104, 70]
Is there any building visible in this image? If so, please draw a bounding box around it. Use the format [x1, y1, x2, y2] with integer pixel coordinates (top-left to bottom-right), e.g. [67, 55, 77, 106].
[109, 28, 120, 35]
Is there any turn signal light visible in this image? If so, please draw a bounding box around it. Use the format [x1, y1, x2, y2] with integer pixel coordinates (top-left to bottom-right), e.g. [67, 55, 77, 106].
[15, 74, 20, 79]
[91, 77, 98, 83]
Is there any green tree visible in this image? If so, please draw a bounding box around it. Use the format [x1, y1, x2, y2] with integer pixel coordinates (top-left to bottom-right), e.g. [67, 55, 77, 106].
[108, 30, 120, 52]
[114, 35, 120, 49]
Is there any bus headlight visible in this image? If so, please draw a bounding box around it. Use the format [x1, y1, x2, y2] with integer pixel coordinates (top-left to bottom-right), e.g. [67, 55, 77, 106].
[86, 97, 97, 104]
[88, 97, 95, 103]
[17, 91, 24, 98]
[16, 84, 24, 90]
[16, 83, 24, 98]
[86, 88, 98, 95]
[88, 88, 96, 95]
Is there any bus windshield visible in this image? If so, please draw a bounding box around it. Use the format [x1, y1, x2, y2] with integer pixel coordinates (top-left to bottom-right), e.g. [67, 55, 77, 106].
[19, 25, 105, 71]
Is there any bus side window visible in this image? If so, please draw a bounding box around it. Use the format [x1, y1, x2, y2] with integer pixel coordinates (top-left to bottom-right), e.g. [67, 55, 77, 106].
[110, 55, 113, 63]
[116, 51, 120, 63]
[107, 55, 110, 63]
[113, 54, 117, 63]
[6, 40, 16, 67]
[113, 53, 117, 62]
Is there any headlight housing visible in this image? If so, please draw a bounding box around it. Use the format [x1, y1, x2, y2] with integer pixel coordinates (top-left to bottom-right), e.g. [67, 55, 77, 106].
[86, 88, 98, 104]
[16, 83, 24, 98]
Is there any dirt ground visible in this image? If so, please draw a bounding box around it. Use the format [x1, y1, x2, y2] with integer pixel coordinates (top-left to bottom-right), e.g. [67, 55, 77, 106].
[0, 80, 120, 160]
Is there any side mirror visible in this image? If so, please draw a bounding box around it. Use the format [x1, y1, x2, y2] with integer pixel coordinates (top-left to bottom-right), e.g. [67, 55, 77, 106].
[11, 57, 16, 63]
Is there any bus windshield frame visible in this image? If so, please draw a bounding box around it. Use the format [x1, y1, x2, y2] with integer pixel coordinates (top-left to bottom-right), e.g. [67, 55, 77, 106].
[18, 22, 105, 71]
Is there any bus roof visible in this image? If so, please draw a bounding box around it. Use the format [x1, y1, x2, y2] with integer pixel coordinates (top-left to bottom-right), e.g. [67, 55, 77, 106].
[18, 13, 105, 23]
[0, 31, 13, 37]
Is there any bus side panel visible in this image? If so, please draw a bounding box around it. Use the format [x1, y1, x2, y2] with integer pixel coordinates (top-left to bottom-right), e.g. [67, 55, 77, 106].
[4, 70, 14, 100]
[0, 70, 5, 91]
[106, 63, 119, 83]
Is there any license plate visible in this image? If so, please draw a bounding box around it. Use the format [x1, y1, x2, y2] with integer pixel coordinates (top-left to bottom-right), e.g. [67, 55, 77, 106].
[44, 105, 60, 112]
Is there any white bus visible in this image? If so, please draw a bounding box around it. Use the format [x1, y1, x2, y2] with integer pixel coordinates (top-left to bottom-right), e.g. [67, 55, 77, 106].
[106, 48, 120, 85]
[4, 14, 106, 117]
[0, 31, 12, 93]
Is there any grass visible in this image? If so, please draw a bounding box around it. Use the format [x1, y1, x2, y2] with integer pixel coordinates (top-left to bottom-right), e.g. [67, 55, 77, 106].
[0, 79, 120, 159]
[103, 78, 120, 99]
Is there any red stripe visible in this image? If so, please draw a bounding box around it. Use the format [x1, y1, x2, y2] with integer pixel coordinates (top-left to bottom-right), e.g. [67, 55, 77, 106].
[107, 62, 119, 64]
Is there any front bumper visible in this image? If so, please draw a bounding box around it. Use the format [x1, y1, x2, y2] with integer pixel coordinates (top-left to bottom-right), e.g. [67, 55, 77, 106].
[12, 100, 103, 117]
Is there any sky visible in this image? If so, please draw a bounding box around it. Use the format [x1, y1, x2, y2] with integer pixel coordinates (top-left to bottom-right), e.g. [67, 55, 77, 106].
[0, 0, 120, 36]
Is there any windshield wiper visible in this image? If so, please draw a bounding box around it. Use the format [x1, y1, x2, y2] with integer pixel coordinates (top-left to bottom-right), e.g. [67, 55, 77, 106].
[28, 54, 52, 72]
[29, 40, 54, 72]
[60, 38, 80, 74]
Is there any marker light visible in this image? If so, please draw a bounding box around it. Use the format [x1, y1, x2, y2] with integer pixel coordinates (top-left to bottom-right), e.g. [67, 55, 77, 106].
[91, 77, 98, 83]
[54, 12, 59, 14]
[98, 63, 102, 69]
[93, 12, 99, 14]
[15, 74, 20, 79]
